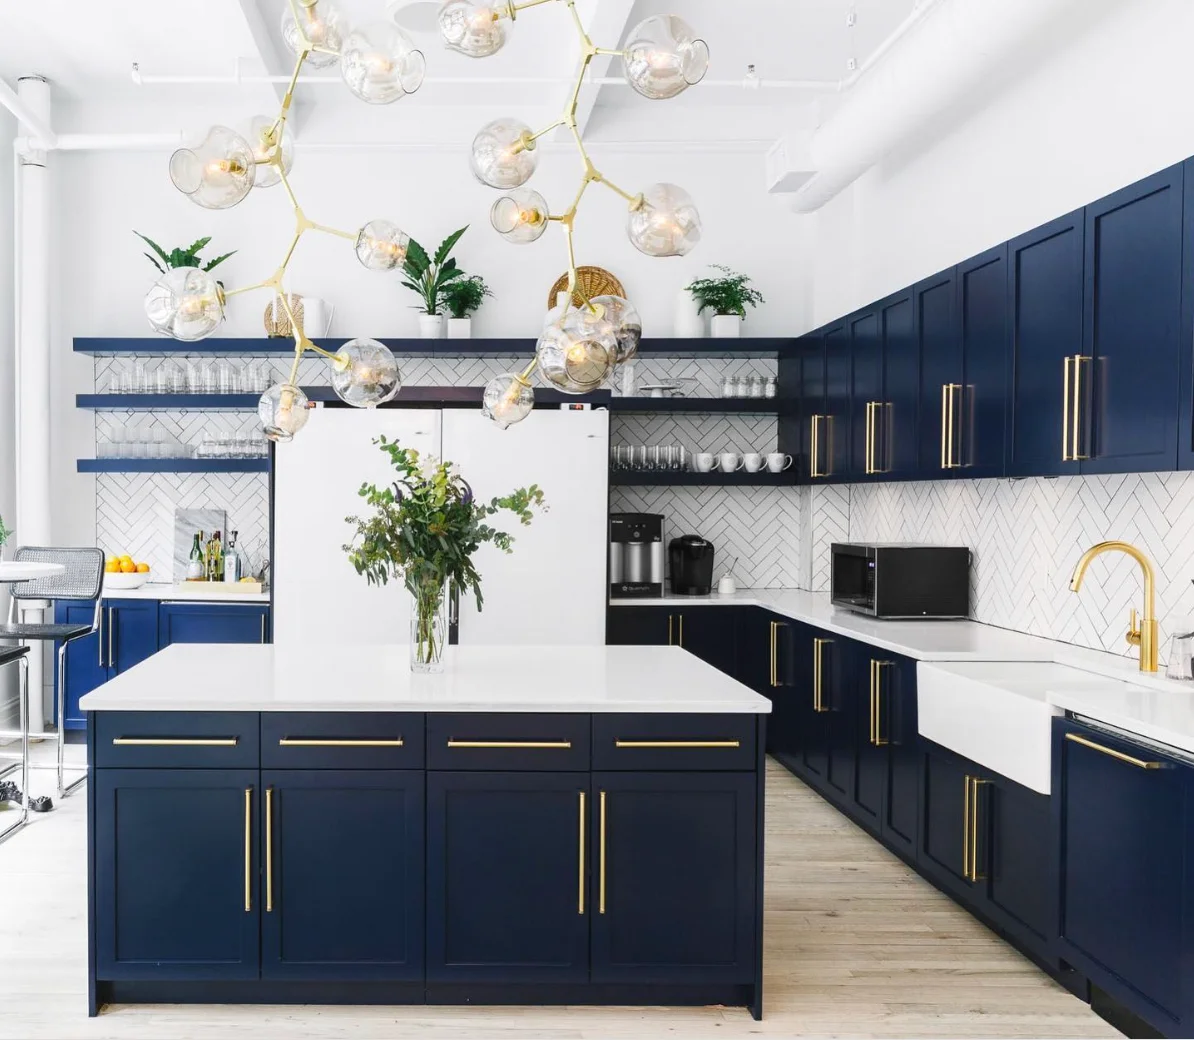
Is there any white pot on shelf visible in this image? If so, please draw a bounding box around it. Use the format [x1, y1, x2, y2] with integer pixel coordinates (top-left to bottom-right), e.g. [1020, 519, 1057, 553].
[446, 317, 472, 339]
[710, 314, 742, 338]
[674, 289, 705, 337]
[418, 313, 447, 339]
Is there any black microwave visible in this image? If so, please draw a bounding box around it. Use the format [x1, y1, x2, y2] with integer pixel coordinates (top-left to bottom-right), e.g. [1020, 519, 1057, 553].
[830, 543, 971, 619]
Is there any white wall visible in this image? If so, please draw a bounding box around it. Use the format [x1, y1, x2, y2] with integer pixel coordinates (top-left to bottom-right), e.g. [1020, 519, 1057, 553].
[808, 0, 1194, 327]
[0, 109, 14, 724]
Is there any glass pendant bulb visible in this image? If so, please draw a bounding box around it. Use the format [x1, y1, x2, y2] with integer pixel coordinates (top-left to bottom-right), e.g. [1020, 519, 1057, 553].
[144, 267, 226, 341]
[470, 118, 537, 188]
[440, 0, 508, 58]
[340, 23, 426, 104]
[248, 115, 294, 189]
[355, 219, 410, 270]
[623, 15, 709, 100]
[589, 294, 642, 363]
[280, 0, 346, 68]
[536, 307, 618, 394]
[331, 338, 401, 407]
[482, 372, 535, 428]
[169, 126, 256, 210]
[258, 383, 310, 442]
[627, 182, 701, 257]
[490, 188, 549, 243]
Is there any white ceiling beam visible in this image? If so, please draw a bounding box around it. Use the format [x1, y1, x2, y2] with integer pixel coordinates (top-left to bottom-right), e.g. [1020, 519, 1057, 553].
[565, 0, 637, 138]
[235, 0, 308, 131]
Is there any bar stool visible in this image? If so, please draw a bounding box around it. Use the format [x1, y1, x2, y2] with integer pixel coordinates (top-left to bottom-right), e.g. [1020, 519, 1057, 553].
[0, 547, 104, 800]
[0, 645, 30, 844]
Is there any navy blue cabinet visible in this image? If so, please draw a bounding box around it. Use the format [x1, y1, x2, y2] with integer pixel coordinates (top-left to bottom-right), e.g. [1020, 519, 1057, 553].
[799, 334, 827, 482]
[956, 246, 1009, 478]
[788, 629, 854, 806]
[159, 602, 270, 646]
[606, 605, 739, 679]
[823, 323, 852, 482]
[1055, 719, 1186, 1035]
[880, 290, 919, 480]
[94, 768, 261, 980]
[590, 771, 756, 983]
[849, 308, 882, 482]
[915, 268, 960, 478]
[606, 605, 671, 646]
[106, 600, 159, 676]
[426, 771, 590, 982]
[262, 770, 424, 980]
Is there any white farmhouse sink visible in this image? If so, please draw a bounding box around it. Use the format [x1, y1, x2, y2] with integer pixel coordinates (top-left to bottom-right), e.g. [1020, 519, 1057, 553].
[916, 661, 1141, 794]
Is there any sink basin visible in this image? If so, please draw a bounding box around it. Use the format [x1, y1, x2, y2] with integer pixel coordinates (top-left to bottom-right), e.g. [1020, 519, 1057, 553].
[916, 661, 1139, 794]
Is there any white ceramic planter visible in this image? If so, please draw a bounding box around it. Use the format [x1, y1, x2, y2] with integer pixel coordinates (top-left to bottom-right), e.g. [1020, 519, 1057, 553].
[674, 289, 705, 337]
[446, 317, 472, 339]
[419, 313, 447, 339]
[710, 314, 742, 338]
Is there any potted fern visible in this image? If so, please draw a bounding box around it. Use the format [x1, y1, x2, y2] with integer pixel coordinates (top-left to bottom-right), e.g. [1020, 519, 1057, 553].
[401, 226, 469, 339]
[686, 264, 766, 338]
[134, 231, 236, 278]
[442, 275, 492, 339]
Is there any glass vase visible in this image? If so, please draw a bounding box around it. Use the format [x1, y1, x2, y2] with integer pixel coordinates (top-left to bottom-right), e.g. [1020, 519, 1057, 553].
[410, 580, 448, 673]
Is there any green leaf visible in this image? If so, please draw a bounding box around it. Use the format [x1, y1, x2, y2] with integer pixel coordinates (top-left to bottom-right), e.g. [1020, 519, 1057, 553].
[203, 250, 236, 272]
[404, 237, 430, 274]
[433, 225, 468, 266]
[143, 253, 164, 273]
[187, 236, 212, 256]
[134, 232, 172, 266]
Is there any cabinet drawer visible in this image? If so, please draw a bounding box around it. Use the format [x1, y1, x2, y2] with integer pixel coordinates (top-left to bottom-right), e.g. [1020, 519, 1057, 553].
[426, 714, 589, 771]
[261, 712, 424, 769]
[95, 712, 259, 768]
[592, 714, 758, 771]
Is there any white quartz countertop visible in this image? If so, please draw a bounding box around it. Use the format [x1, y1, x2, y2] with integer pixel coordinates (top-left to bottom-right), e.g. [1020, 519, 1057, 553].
[78, 644, 773, 714]
[613, 589, 1056, 663]
[102, 581, 270, 604]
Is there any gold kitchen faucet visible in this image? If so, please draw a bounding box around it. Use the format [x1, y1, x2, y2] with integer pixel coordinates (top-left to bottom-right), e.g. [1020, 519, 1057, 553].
[1069, 541, 1158, 673]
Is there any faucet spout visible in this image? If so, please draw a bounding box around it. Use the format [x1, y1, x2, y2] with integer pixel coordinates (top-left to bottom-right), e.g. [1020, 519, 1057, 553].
[1069, 540, 1158, 673]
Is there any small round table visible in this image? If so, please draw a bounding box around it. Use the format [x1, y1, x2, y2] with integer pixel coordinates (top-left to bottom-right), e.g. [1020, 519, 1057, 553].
[0, 562, 66, 583]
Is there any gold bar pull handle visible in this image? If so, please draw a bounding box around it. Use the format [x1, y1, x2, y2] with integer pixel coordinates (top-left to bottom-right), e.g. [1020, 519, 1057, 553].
[810, 415, 823, 479]
[962, 774, 971, 881]
[1062, 355, 1073, 462]
[1072, 355, 1091, 461]
[940, 384, 949, 470]
[614, 740, 741, 749]
[112, 737, 240, 747]
[446, 740, 573, 749]
[677, 614, 684, 648]
[813, 638, 832, 712]
[864, 402, 873, 475]
[265, 786, 274, 913]
[278, 738, 404, 747]
[968, 777, 988, 882]
[872, 661, 889, 746]
[1065, 732, 1163, 770]
[598, 790, 607, 915]
[243, 787, 252, 913]
[769, 620, 777, 688]
[577, 790, 586, 916]
[668, 613, 673, 646]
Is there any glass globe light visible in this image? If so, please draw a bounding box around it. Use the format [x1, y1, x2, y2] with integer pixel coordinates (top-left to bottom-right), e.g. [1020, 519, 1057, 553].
[331, 338, 401, 407]
[280, 0, 346, 68]
[440, 0, 508, 58]
[355, 219, 410, 271]
[340, 23, 426, 104]
[482, 373, 535, 428]
[470, 118, 537, 188]
[590, 294, 642, 363]
[623, 15, 709, 100]
[248, 115, 294, 189]
[144, 267, 226, 342]
[258, 383, 310, 443]
[536, 307, 618, 394]
[169, 126, 256, 210]
[627, 182, 702, 257]
[490, 188, 549, 243]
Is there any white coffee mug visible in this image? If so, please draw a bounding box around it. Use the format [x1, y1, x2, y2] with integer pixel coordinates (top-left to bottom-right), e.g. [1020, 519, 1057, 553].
[693, 453, 715, 473]
[743, 453, 764, 473]
[766, 452, 794, 473]
[718, 452, 743, 473]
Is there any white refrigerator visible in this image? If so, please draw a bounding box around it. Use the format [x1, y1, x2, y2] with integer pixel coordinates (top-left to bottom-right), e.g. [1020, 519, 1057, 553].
[271, 404, 609, 648]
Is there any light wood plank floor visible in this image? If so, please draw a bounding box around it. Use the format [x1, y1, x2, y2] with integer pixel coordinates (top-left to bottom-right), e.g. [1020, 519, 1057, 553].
[0, 750, 1121, 1040]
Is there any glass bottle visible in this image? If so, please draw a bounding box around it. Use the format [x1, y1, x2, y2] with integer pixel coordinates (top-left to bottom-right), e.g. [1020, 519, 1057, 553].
[720, 373, 734, 398]
[206, 532, 224, 582]
[187, 531, 205, 580]
[764, 376, 777, 398]
[223, 531, 244, 583]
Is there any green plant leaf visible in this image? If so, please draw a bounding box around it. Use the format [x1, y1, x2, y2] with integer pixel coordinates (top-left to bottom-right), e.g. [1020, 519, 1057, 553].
[134, 232, 172, 267]
[143, 253, 165, 273]
[433, 225, 468, 266]
[404, 237, 430, 274]
[203, 250, 236, 272]
[187, 236, 212, 256]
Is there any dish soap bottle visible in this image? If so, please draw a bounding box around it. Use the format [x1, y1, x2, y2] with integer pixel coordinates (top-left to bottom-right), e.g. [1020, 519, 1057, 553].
[187, 531, 205, 581]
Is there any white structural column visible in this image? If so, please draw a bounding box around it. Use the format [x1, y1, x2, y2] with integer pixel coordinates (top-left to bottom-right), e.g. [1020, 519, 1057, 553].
[14, 75, 52, 732]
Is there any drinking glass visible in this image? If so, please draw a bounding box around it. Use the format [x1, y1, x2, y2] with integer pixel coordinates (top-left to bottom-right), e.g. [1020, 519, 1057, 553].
[764, 376, 777, 399]
[255, 364, 271, 393]
[673, 445, 687, 471]
[186, 360, 201, 393]
[133, 361, 149, 395]
[720, 373, 734, 398]
[217, 360, 234, 394]
[168, 362, 187, 394]
[631, 445, 648, 471]
[748, 375, 764, 398]
[114, 361, 132, 394]
[201, 362, 216, 394]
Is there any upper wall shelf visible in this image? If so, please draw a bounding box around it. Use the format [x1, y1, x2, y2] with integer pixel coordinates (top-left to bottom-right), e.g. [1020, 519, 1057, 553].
[73, 337, 795, 359]
[608, 397, 784, 414]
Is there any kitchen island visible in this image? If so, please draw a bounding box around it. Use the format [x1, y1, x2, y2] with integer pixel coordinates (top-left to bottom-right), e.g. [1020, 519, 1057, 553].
[79, 644, 770, 1018]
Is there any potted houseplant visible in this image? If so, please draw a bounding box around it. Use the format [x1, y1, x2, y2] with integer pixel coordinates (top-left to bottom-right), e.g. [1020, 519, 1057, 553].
[401, 226, 469, 339]
[134, 231, 236, 277]
[441, 275, 492, 339]
[0, 513, 10, 558]
[685, 264, 766, 338]
[343, 436, 545, 672]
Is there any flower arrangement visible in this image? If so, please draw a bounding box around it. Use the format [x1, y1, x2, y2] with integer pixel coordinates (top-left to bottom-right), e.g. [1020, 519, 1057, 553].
[343, 436, 545, 670]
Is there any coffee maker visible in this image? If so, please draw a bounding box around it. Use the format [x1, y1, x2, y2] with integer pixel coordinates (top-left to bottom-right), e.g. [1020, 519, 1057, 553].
[669, 535, 715, 595]
[609, 513, 665, 598]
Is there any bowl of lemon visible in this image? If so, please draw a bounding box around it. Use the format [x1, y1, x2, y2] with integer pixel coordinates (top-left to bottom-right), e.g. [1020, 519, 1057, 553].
[104, 554, 151, 590]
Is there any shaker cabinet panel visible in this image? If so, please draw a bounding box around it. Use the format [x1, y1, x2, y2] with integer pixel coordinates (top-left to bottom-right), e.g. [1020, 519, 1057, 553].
[106, 599, 160, 676]
[823, 324, 852, 482]
[159, 603, 270, 647]
[880, 290, 919, 481]
[849, 308, 882, 482]
[915, 269, 961, 479]
[956, 246, 1009, 479]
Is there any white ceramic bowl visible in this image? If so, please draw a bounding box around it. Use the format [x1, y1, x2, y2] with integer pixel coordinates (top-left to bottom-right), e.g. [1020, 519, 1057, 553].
[104, 571, 151, 590]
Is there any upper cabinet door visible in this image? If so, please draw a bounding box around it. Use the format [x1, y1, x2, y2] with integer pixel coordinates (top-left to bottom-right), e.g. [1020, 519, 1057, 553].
[957, 245, 1009, 479]
[823, 323, 852, 482]
[1081, 165, 1184, 474]
[879, 290, 918, 481]
[849, 308, 882, 481]
[798, 335, 827, 483]
[1005, 212, 1085, 477]
[915, 269, 961, 479]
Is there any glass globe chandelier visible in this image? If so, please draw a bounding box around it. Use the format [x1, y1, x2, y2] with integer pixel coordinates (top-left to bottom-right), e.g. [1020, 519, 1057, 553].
[153, 0, 425, 441]
[438, 2, 708, 426]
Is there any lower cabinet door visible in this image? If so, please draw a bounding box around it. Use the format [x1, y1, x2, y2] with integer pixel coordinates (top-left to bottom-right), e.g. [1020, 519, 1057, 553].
[985, 775, 1052, 949]
[919, 742, 972, 892]
[851, 642, 884, 832]
[94, 769, 260, 980]
[606, 606, 671, 646]
[107, 599, 160, 676]
[591, 771, 756, 984]
[821, 637, 856, 805]
[880, 656, 919, 859]
[261, 770, 424, 980]
[426, 771, 589, 982]
[159, 603, 269, 646]
[54, 600, 105, 731]
[673, 607, 738, 677]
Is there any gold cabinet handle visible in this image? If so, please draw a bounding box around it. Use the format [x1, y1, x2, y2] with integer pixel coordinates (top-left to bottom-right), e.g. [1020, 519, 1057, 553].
[243, 787, 252, 913]
[813, 637, 831, 712]
[677, 613, 684, 648]
[1062, 355, 1073, 462]
[1065, 732, 1162, 770]
[968, 776, 987, 882]
[614, 740, 741, 749]
[962, 774, 971, 881]
[1072, 355, 1091, 461]
[810, 414, 823, 478]
[265, 786, 274, 913]
[446, 740, 572, 749]
[864, 402, 873, 474]
[108, 607, 114, 669]
[769, 620, 778, 688]
[948, 384, 958, 468]
[112, 737, 239, 746]
[577, 790, 586, 916]
[940, 383, 949, 469]
[598, 790, 607, 915]
[278, 738, 404, 747]
[870, 660, 889, 746]
[260, 613, 266, 644]
[668, 613, 673, 646]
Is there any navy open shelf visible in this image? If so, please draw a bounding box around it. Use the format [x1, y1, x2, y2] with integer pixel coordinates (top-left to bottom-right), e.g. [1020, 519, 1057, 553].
[77, 459, 269, 474]
[77, 394, 260, 410]
[608, 397, 783, 414]
[609, 470, 796, 487]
